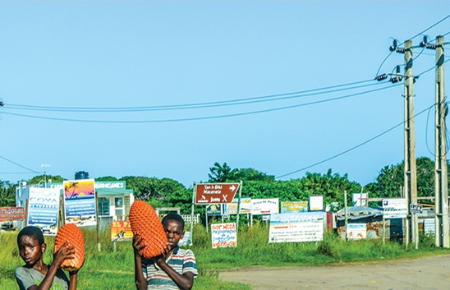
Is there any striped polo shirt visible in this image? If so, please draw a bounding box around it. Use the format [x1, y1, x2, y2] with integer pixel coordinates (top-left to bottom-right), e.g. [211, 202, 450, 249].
[142, 246, 197, 289]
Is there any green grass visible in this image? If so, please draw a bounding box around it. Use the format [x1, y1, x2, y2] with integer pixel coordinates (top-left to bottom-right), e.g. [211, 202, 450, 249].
[1, 222, 449, 290]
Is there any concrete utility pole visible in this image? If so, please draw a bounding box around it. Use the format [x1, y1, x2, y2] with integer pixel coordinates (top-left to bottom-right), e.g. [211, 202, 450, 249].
[432, 36, 449, 248]
[402, 40, 419, 248]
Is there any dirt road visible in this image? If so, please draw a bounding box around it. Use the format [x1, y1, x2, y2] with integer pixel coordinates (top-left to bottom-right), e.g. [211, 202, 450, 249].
[218, 255, 450, 290]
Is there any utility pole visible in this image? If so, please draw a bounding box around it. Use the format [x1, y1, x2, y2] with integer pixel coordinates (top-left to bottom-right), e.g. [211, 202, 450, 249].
[431, 36, 449, 248]
[402, 40, 419, 249]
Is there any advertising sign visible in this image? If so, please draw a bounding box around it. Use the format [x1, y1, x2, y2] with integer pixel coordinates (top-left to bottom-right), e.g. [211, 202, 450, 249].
[268, 212, 324, 243]
[382, 198, 407, 218]
[309, 195, 323, 211]
[346, 223, 367, 240]
[251, 198, 279, 215]
[0, 207, 25, 222]
[63, 179, 97, 226]
[206, 204, 222, 216]
[111, 220, 133, 241]
[27, 187, 60, 235]
[195, 183, 240, 204]
[223, 198, 252, 215]
[352, 193, 368, 206]
[280, 201, 308, 213]
[211, 223, 237, 248]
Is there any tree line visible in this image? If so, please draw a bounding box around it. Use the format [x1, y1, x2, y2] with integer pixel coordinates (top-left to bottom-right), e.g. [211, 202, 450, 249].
[0, 157, 446, 213]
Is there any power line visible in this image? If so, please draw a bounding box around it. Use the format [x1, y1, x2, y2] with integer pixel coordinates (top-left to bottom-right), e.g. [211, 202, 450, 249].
[5, 79, 378, 113]
[0, 155, 41, 175]
[276, 104, 435, 179]
[0, 84, 400, 123]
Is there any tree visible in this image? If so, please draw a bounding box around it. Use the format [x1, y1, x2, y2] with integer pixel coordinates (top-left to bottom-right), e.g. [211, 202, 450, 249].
[28, 174, 65, 185]
[371, 157, 439, 199]
[0, 180, 15, 207]
[208, 162, 236, 182]
[95, 176, 118, 181]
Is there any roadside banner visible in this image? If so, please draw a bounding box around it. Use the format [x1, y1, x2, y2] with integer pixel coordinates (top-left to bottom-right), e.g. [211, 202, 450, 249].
[268, 212, 324, 243]
[27, 187, 60, 235]
[346, 223, 367, 240]
[111, 220, 133, 241]
[223, 198, 252, 215]
[382, 198, 407, 218]
[211, 223, 237, 248]
[206, 204, 222, 216]
[251, 198, 279, 215]
[0, 207, 25, 222]
[280, 201, 308, 213]
[63, 179, 97, 226]
[308, 195, 323, 211]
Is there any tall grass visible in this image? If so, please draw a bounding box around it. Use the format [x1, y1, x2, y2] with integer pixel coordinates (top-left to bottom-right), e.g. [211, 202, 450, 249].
[1, 223, 449, 290]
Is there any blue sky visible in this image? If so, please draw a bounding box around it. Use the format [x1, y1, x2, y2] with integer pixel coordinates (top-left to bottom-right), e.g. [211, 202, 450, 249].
[1, 1, 449, 187]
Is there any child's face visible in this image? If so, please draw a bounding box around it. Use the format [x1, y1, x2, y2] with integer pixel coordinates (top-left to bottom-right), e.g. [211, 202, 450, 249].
[18, 235, 45, 267]
[162, 219, 184, 250]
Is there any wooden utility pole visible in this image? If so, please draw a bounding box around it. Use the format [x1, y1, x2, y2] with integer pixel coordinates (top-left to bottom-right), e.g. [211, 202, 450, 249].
[433, 35, 449, 248]
[403, 40, 418, 248]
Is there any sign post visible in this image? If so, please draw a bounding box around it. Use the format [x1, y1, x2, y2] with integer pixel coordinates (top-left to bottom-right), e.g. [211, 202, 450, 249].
[191, 182, 241, 245]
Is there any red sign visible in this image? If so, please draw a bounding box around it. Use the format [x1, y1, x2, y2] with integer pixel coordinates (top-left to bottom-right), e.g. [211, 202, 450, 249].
[195, 183, 240, 204]
[0, 207, 25, 222]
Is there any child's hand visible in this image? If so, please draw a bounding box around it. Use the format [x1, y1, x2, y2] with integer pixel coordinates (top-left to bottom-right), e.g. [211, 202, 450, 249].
[53, 241, 75, 267]
[155, 242, 171, 266]
[132, 233, 146, 256]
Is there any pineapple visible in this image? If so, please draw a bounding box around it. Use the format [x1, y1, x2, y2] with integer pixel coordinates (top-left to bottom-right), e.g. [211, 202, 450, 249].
[54, 223, 85, 271]
[129, 200, 167, 259]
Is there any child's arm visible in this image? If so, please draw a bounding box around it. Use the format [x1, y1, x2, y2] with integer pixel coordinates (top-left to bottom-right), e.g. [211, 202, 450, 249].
[155, 245, 195, 290]
[132, 234, 147, 290]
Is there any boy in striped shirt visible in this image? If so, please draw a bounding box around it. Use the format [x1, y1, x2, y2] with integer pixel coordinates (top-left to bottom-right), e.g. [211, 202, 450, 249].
[133, 213, 197, 290]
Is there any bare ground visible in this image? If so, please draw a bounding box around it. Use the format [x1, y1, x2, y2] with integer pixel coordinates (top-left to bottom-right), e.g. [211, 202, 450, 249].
[218, 254, 450, 290]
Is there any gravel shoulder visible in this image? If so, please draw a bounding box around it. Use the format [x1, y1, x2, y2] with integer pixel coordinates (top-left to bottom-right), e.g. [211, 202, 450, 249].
[218, 255, 450, 290]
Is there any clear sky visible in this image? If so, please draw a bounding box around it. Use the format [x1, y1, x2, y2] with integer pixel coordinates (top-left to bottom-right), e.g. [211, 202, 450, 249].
[1, 1, 449, 187]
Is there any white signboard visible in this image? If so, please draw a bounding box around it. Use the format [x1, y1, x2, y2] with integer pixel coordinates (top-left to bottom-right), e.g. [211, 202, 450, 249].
[382, 198, 407, 218]
[309, 195, 323, 211]
[352, 193, 368, 206]
[251, 198, 279, 215]
[346, 223, 367, 240]
[268, 212, 324, 243]
[223, 198, 252, 215]
[27, 187, 60, 235]
[211, 223, 237, 248]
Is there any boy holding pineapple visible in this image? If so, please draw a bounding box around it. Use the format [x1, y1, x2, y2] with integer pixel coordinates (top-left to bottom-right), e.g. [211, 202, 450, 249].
[14, 226, 82, 290]
[133, 213, 197, 290]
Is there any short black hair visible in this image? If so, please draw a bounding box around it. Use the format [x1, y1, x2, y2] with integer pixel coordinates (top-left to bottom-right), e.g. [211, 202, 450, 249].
[17, 226, 45, 245]
[162, 213, 185, 230]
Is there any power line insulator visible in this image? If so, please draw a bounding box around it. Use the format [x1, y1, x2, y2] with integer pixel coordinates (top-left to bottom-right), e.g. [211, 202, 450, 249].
[389, 39, 398, 52]
[390, 76, 402, 83]
[375, 74, 388, 81]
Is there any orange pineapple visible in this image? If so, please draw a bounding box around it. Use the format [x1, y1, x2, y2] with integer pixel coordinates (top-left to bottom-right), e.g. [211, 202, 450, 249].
[129, 200, 167, 259]
[54, 223, 85, 271]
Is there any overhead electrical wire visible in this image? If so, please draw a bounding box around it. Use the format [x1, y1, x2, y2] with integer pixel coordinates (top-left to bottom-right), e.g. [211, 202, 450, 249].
[276, 104, 436, 179]
[0, 84, 400, 123]
[0, 155, 41, 175]
[375, 14, 450, 77]
[5, 79, 379, 113]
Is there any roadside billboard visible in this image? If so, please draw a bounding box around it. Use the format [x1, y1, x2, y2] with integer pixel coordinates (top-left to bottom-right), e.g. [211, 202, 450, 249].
[0, 207, 25, 222]
[269, 212, 324, 243]
[211, 223, 237, 248]
[63, 179, 97, 226]
[27, 187, 60, 235]
[280, 201, 308, 213]
[251, 198, 279, 215]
